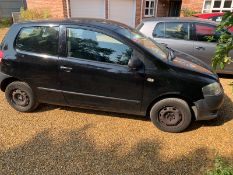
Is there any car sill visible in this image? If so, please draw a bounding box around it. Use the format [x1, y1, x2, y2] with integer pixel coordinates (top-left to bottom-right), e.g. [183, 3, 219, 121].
[37, 87, 140, 104]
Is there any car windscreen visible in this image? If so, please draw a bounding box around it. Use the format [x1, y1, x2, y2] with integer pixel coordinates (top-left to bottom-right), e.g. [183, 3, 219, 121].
[115, 27, 168, 61]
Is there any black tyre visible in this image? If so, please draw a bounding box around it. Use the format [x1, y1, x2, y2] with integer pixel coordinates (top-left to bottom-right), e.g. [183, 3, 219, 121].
[5, 81, 39, 112]
[150, 98, 192, 133]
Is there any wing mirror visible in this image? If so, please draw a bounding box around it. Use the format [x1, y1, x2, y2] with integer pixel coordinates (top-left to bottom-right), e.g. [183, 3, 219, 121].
[128, 57, 142, 70]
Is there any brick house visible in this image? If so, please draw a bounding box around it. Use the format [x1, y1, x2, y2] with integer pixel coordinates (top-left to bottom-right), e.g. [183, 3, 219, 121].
[25, 0, 233, 27]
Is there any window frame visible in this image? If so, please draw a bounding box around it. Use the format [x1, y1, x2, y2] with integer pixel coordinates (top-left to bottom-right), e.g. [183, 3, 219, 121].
[144, 0, 156, 17]
[153, 22, 191, 41]
[64, 25, 135, 67]
[14, 25, 59, 56]
[202, 0, 233, 13]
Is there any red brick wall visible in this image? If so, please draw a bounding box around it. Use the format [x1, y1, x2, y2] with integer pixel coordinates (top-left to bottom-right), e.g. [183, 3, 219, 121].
[181, 0, 203, 12]
[135, 0, 142, 26]
[26, 0, 67, 18]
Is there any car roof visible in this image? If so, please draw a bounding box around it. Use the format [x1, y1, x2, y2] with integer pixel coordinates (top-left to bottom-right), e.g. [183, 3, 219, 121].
[15, 18, 134, 33]
[141, 17, 218, 25]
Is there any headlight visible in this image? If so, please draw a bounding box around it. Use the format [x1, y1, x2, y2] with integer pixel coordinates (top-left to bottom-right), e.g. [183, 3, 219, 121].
[202, 82, 222, 96]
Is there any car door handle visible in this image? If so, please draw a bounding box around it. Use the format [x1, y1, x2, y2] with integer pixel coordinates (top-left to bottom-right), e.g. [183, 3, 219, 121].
[195, 46, 205, 50]
[60, 66, 73, 72]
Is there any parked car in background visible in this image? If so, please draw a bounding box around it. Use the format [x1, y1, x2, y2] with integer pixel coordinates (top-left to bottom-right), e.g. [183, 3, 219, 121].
[193, 12, 224, 22]
[0, 19, 224, 133]
[137, 17, 233, 74]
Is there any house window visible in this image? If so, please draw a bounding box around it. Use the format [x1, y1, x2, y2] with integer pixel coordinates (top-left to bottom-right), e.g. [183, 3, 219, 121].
[145, 0, 155, 17]
[202, 0, 233, 13]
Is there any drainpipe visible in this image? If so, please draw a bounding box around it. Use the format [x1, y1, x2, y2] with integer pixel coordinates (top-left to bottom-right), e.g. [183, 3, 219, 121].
[155, 0, 158, 17]
[66, 0, 70, 18]
[140, 0, 143, 22]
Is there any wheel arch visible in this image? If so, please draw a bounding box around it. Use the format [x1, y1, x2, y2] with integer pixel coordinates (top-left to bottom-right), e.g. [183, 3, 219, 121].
[146, 93, 195, 117]
[1, 77, 20, 92]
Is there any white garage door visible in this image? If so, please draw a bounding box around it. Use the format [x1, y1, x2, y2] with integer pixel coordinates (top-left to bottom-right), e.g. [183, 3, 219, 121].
[109, 0, 136, 27]
[70, 0, 105, 18]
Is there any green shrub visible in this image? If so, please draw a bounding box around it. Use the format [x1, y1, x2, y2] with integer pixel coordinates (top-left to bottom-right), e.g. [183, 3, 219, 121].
[211, 12, 233, 70]
[206, 157, 233, 175]
[181, 8, 199, 17]
[19, 7, 51, 21]
[0, 17, 12, 28]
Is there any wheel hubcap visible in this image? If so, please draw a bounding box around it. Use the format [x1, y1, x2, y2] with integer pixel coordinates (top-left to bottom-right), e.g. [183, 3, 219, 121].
[11, 89, 29, 107]
[159, 106, 182, 126]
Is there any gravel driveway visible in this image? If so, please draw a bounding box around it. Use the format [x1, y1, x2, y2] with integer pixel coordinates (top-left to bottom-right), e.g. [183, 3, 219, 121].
[0, 28, 233, 175]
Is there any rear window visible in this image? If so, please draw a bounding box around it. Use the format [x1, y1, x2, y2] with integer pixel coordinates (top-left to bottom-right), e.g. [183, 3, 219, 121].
[15, 26, 59, 56]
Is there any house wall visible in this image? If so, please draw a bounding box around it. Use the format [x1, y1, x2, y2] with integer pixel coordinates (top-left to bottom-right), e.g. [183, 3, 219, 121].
[26, 0, 143, 26]
[135, 0, 142, 26]
[26, 0, 67, 18]
[25, 0, 201, 26]
[181, 0, 203, 12]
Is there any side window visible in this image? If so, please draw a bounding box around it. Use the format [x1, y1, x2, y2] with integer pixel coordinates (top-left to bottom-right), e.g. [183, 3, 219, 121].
[164, 22, 190, 40]
[67, 28, 133, 65]
[16, 26, 59, 56]
[153, 23, 165, 38]
[195, 23, 219, 42]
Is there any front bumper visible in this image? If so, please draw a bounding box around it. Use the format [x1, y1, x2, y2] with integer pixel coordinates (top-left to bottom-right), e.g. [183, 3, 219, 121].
[192, 91, 224, 121]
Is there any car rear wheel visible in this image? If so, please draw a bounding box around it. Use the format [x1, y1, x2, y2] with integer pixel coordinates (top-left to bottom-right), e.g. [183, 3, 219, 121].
[150, 98, 192, 133]
[5, 81, 39, 112]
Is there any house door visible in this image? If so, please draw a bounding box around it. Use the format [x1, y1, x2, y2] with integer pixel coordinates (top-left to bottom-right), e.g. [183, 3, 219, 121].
[168, 0, 182, 17]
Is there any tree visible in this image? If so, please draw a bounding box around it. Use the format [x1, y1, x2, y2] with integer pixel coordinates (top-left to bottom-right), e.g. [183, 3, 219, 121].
[212, 12, 233, 70]
[212, 12, 233, 92]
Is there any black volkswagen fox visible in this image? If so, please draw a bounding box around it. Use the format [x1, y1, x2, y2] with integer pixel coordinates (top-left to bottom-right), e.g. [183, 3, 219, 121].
[0, 19, 224, 132]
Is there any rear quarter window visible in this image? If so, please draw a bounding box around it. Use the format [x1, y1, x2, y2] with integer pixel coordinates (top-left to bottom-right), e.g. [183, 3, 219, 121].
[15, 26, 59, 56]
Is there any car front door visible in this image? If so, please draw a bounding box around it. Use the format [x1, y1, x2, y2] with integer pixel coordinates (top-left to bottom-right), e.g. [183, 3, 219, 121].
[193, 22, 233, 74]
[58, 26, 145, 114]
[152, 22, 194, 56]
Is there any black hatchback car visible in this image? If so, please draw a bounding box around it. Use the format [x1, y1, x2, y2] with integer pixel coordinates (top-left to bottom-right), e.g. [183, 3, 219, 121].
[0, 19, 224, 132]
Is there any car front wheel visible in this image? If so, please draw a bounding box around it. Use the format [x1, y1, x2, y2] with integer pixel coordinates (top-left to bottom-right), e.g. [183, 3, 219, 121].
[5, 81, 39, 112]
[150, 98, 192, 133]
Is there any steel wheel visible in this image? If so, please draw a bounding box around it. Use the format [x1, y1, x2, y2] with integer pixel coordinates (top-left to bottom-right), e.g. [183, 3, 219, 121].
[5, 81, 39, 112]
[150, 98, 192, 133]
[158, 106, 183, 126]
[11, 89, 30, 107]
